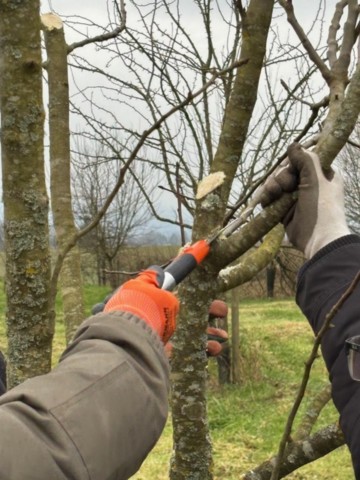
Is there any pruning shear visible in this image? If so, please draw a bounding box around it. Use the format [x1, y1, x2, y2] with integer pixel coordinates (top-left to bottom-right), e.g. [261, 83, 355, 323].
[159, 191, 263, 291]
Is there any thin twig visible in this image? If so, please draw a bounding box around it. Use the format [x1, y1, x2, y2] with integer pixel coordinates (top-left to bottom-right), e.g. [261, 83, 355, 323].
[270, 269, 360, 480]
[243, 423, 344, 480]
[224, 136, 319, 223]
[67, 0, 127, 53]
[50, 60, 248, 295]
[278, 0, 331, 84]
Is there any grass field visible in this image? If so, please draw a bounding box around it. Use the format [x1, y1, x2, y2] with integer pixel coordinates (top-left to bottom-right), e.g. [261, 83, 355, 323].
[130, 298, 353, 479]
[0, 288, 354, 479]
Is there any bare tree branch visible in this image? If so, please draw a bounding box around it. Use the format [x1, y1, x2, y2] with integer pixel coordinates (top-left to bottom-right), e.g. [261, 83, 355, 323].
[51, 60, 248, 290]
[270, 270, 360, 480]
[333, 0, 359, 76]
[279, 0, 332, 83]
[217, 225, 284, 292]
[243, 423, 344, 480]
[293, 384, 332, 441]
[67, 0, 127, 53]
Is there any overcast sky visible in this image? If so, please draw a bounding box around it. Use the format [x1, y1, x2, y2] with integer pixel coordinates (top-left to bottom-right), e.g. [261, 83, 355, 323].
[42, 1, 332, 17]
[34, 1, 344, 235]
[41, 1, 337, 45]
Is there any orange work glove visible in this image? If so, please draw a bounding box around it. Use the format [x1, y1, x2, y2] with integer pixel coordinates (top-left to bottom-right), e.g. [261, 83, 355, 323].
[104, 266, 179, 344]
[164, 299, 228, 358]
[207, 300, 228, 356]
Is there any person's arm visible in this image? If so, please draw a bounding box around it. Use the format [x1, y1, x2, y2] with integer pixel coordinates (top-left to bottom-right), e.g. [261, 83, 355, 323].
[296, 235, 360, 476]
[263, 143, 360, 478]
[0, 268, 178, 480]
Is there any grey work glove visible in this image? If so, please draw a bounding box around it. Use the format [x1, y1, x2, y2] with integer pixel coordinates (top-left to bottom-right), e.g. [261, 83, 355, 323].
[262, 142, 350, 259]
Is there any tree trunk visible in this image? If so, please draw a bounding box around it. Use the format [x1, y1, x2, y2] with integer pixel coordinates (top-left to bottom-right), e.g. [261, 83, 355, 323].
[0, 0, 52, 387]
[42, 13, 85, 344]
[266, 261, 276, 298]
[170, 2, 275, 478]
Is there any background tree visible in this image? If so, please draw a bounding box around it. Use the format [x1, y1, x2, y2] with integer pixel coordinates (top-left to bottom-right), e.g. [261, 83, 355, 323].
[0, 0, 52, 387]
[42, 13, 86, 344]
[71, 142, 151, 289]
[42, 4, 127, 342]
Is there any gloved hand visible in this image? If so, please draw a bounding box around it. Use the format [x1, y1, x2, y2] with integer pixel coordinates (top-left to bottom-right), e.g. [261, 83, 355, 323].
[207, 299, 228, 356]
[262, 142, 350, 259]
[163, 299, 228, 358]
[92, 281, 227, 352]
[102, 266, 179, 344]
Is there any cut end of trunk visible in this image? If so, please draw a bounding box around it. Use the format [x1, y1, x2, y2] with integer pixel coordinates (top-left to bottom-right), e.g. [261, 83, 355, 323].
[41, 13, 63, 31]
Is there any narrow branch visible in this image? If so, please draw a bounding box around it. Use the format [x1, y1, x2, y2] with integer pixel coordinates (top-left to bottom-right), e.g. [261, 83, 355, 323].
[270, 270, 360, 480]
[67, 0, 127, 53]
[158, 185, 193, 202]
[243, 423, 344, 480]
[316, 61, 360, 168]
[51, 60, 248, 288]
[213, 193, 296, 271]
[224, 136, 318, 224]
[327, 0, 348, 68]
[279, 0, 331, 83]
[293, 384, 332, 441]
[280, 79, 329, 110]
[176, 163, 186, 246]
[336, 0, 359, 75]
[217, 225, 284, 292]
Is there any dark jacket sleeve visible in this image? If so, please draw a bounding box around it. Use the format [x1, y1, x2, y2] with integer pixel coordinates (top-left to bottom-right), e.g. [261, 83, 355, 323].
[0, 350, 6, 396]
[0, 311, 170, 480]
[296, 234, 360, 479]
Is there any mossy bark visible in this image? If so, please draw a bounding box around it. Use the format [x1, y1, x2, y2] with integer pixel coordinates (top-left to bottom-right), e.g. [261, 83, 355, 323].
[170, 2, 275, 478]
[217, 225, 285, 293]
[0, 0, 52, 387]
[316, 62, 360, 169]
[42, 14, 85, 344]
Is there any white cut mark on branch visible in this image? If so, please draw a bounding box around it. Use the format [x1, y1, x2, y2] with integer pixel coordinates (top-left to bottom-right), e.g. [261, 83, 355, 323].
[67, 0, 127, 53]
[196, 171, 226, 199]
[41, 12, 63, 31]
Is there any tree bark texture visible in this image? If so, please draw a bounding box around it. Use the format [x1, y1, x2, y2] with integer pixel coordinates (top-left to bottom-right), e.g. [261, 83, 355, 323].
[0, 0, 51, 387]
[170, 2, 275, 478]
[317, 61, 360, 169]
[242, 423, 344, 480]
[293, 385, 332, 442]
[217, 225, 285, 293]
[209, 0, 275, 212]
[42, 13, 85, 344]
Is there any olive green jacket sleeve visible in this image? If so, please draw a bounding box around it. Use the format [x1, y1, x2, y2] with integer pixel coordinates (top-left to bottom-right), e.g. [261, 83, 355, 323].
[0, 311, 170, 480]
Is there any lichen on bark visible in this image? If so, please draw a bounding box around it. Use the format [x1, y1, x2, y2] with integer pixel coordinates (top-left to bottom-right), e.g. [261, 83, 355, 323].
[0, 0, 52, 387]
[170, 2, 276, 478]
[42, 12, 85, 344]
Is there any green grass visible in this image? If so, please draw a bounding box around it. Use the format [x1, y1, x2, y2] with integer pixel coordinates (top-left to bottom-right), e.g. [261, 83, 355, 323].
[131, 298, 353, 479]
[53, 284, 112, 362]
[0, 281, 112, 363]
[0, 290, 353, 478]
